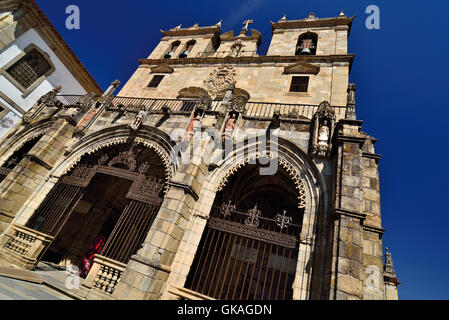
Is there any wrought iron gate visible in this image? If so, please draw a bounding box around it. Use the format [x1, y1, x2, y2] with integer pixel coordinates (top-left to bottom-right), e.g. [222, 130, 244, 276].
[186, 204, 301, 300]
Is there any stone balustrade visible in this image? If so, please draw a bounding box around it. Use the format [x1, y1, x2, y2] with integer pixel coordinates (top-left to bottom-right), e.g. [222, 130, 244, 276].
[0, 224, 53, 269]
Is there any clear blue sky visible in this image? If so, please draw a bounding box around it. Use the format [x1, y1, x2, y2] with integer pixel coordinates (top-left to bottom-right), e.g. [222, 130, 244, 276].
[36, 0, 449, 299]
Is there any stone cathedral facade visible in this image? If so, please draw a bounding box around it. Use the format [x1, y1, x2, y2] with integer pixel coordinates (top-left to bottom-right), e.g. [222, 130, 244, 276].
[0, 12, 399, 300]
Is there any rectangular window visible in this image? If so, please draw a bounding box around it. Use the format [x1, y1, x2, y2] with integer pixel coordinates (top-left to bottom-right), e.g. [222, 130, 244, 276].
[6, 48, 52, 89]
[148, 75, 164, 88]
[289, 76, 309, 93]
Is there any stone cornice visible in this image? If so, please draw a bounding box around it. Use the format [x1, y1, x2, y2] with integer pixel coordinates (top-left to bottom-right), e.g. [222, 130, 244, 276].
[334, 208, 367, 222]
[23, 153, 52, 170]
[362, 152, 382, 161]
[363, 224, 385, 236]
[169, 181, 199, 201]
[335, 135, 366, 146]
[271, 16, 355, 33]
[139, 54, 354, 67]
[160, 25, 220, 37]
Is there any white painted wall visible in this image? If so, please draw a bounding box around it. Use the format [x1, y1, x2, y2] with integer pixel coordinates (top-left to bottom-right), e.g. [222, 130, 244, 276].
[0, 27, 88, 139]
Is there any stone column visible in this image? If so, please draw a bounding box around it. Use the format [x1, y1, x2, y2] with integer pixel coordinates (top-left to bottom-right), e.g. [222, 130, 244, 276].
[0, 118, 77, 234]
[330, 119, 366, 300]
[113, 132, 211, 300]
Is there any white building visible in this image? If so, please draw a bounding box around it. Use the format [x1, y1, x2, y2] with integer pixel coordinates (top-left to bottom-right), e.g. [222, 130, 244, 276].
[0, 0, 102, 139]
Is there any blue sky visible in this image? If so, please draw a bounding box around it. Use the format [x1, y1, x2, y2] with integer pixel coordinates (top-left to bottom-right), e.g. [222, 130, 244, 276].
[35, 0, 449, 299]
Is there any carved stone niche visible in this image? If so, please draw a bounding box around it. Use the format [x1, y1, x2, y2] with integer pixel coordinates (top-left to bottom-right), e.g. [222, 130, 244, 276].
[177, 87, 212, 111]
[311, 101, 336, 158]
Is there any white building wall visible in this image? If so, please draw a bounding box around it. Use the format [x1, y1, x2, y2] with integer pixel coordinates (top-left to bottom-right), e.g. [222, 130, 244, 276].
[0, 28, 88, 139]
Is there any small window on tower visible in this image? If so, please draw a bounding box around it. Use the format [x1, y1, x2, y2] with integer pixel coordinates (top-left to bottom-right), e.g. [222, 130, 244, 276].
[289, 76, 309, 92]
[148, 75, 164, 88]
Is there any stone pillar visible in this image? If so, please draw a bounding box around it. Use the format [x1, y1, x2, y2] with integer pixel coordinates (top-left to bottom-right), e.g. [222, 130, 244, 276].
[331, 119, 366, 300]
[0, 118, 76, 234]
[113, 136, 210, 300]
[361, 137, 386, 299]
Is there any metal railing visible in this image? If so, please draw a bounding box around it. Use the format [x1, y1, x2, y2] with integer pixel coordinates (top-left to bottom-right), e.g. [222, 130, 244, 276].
[196, 50, 263, 58]
[54, 95, 346, 120]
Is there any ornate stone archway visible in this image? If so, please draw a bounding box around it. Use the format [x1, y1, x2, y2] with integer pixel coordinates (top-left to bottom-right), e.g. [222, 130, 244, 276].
[164, 137, 329, 300]
[0, 125, 179, 297]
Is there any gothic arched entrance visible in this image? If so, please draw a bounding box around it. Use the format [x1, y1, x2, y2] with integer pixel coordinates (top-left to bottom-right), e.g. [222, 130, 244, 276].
[24, 142, 168, 282]
[185, 162, 305, 300]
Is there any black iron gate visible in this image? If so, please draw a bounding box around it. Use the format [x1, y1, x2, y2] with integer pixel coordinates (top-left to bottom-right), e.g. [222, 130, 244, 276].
[186, 204, 301, 300]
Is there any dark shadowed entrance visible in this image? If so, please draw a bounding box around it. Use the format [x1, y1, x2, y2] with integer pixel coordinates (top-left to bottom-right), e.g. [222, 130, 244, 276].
[24, 142, 167, 278]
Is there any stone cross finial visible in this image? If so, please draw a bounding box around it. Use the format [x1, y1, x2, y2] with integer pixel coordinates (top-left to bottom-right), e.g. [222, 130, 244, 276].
[241, 19, 254, 34]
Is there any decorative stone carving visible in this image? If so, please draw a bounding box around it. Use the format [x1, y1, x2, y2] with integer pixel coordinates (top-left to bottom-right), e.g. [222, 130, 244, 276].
[318, 120, 330, 146]
[184, 110, 202, 141]
[150, 64, 174, 74]
[311, 101, 336, 158]
[203, 65, 236, 97]
[283, 62, 320, 75]
[222, 112, 237, 141]
[37, 86, 61, 106]
[108, 143, 142, 172]
[196, 93, 212, 111]
[75, 92, 96, 111]
[129, 106, 148, 131]
[384, 248, 400, 286]
[217, 153, 308, 209]
[230, 40, 244, 57]
[346, 83, 357, 120]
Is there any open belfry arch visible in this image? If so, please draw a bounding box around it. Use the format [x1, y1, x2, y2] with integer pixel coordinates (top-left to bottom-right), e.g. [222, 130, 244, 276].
[0, 11, 399, 300]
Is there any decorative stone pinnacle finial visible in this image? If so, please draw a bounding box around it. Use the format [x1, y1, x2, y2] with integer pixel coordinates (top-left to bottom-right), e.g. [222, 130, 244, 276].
[111, 79, 121, 87]
[384, 248, 397, 277]
[216, 19, 222, 28]
[173, 24, 182, 30]
[306, 12, 316, 20]
[339, 10, 346, 17]
[279, 14, 287, 22]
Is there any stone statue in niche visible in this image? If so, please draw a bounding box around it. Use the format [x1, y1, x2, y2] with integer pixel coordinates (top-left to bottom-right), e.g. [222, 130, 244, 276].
[184, 110, 202, 141]
[130, 106, 148, 131]
[318, 120, 330, 146]
[311, 101, 335, 158]
[222, 112, 237, 142]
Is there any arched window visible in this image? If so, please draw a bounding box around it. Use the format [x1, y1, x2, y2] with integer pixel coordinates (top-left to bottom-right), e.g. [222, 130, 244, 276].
[185, 162, 304, 300]
[295, 32, 318, 55]
[179, 40, 196, 58]
[6, 48, 52, 89]
[164, 41, 181, 59]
